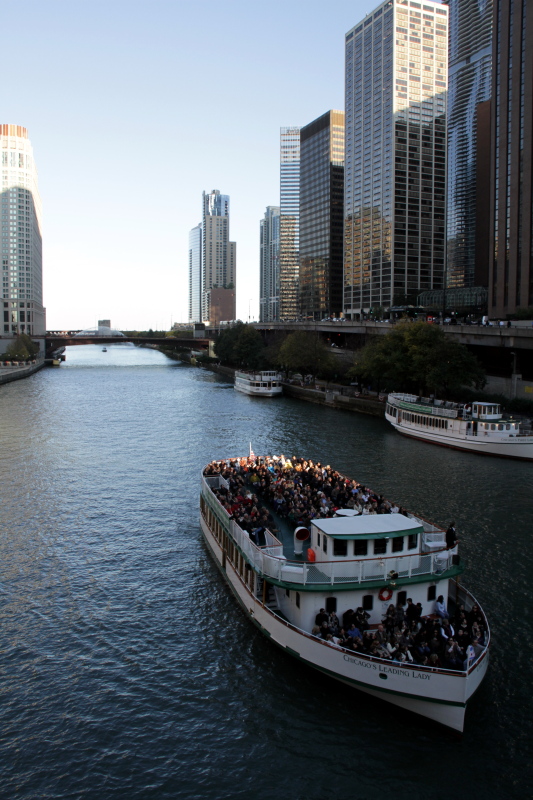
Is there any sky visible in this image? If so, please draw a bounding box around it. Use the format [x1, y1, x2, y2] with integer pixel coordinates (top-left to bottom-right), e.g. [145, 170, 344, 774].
[3, 0, 382, 330]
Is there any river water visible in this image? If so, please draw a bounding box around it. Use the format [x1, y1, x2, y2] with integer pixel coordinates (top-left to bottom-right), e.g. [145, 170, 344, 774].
[0, 344, 532, 799]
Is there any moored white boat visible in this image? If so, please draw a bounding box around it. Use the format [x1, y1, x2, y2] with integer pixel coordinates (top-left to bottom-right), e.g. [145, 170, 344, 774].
[386, 393, 533, 460]
[200, 457, 490, 732]
[234, 370, 282, 397]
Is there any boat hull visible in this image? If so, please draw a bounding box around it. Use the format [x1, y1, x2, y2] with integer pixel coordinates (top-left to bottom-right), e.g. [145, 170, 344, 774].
[388, 419, 533, 460]
[200, 513, 489, 732]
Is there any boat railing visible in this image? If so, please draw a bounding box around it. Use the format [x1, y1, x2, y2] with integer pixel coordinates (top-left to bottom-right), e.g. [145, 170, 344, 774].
[388, 394, 458, 419]
[226, 515, 454, 586]
[254, 583, 487, 678]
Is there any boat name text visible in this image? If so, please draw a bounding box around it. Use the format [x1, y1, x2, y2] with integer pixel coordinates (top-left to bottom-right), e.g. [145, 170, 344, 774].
[343, 654, 431, 679]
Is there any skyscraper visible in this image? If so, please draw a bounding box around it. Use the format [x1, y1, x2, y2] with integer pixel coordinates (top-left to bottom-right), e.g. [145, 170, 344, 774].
[188, 223, 202, 323]
[344, 0, 448, 317]
[259, 206, 280, 322]
[1, 124, 45, 347]
[299, 110, 345, 320]
[279, 127, 300, 320]
[489, 0, 533, 316]
[201, 189, 236, 325]
[445, 0, 493, 290]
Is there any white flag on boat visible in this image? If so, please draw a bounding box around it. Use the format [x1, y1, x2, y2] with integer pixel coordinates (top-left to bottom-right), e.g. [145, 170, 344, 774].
[249, 442, 255, 458]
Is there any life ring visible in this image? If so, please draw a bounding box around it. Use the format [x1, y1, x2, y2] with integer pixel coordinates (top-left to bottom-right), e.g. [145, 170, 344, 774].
[307, 548, 316, 562]
[379, 587, 393, 602]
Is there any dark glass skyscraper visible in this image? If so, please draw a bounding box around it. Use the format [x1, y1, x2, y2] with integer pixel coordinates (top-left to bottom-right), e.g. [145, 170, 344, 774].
[299, 110, 344, 320]
[489, 0, 533, 316]
[344, 0, 448, 317]
[445, 0, 493, 289]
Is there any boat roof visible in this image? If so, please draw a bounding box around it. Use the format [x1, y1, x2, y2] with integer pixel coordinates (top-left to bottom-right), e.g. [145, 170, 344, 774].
[312, 515, 423, 539]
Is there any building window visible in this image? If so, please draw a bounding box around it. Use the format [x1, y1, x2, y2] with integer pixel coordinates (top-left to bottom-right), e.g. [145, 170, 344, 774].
[325, 597, 337, 613]
[374, 539, 387, 555]
[362, 594, 373, 611]
[353, 539, 368, 556]
[333, 539, 348, 556]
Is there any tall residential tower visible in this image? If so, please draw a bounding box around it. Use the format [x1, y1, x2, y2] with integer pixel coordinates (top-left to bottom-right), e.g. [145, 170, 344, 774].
[344, 0, 448, 316]
[1, 124, 45, 349]
[259, 206, 280, 322]
[188, 223, 202, 323]
[299, 110, 345, 320]
[279, 127, 300, 320]
[200, 189, 236, 325]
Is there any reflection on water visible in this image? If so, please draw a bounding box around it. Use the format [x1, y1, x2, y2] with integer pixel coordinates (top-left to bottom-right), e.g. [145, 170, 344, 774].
[0, 344, 532, 799]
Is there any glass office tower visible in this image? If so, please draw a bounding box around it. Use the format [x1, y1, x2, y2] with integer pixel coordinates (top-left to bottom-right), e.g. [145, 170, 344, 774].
[299, 110, 345, 320]
[259, 206, 280, 323]
[344, 0, 448, 317]
[188, 223, 202, 323]
[489, 0, 533, 316]
[445, 0, 493, 289]
[279, 127, 300, 320]
[1, 124, 45, 346]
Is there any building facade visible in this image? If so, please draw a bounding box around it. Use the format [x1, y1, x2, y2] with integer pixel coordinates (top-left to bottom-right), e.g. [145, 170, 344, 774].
[489, 0, 533, 316]
[344, 0, 448, 317]
[279, 127, 300, 320]
[1, 124, 45, 350]
[201, 190, 236, 325]
[259, 206, 280, 322]
[188, 223, 202, 323]
[445, 0, 493, 290]
[299, 110, 345, 320]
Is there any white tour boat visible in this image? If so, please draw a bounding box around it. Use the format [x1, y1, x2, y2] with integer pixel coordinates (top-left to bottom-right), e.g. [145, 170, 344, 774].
[386, 393, 533, 460]
[200, 457, 490, 732]
[234, 370, 282, 397]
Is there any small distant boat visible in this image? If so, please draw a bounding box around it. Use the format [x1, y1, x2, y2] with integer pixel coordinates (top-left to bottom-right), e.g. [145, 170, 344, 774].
[234, 370, 282, 397]
[102, 347, 107, 353]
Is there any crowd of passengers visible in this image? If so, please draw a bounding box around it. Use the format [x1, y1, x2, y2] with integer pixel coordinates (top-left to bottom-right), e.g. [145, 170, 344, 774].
[311, 597, 486, 671]
[203, 455, 411, 532]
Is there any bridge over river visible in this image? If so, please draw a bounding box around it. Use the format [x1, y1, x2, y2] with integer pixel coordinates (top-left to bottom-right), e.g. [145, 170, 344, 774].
[45, 332, 210, 356]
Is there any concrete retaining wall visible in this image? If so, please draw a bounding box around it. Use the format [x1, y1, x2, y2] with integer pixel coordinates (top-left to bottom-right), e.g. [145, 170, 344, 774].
[0, 360, 45, 386]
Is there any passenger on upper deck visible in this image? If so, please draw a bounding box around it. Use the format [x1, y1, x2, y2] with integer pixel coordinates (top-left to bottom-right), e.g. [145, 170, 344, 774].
[446, 522, 458, 550]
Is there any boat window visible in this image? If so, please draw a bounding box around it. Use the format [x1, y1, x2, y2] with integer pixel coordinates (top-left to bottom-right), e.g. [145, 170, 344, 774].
[353, 539, 368, 556]
[374, 539, 387, 555]
[333, 539, 348, 556]
[286, 588, 290, 597]
[506, 424, 511, 430]
[491, 424, 496, 431]
[398, 590, 407, 605]
[296, 592, 300, 608]
[322, 535, 327, 553]
[498, 424, 503, 431]
[392, 536, 404, 553]
[362, 594, 373, 611]
[325, 597, 337, 613]
[317, 532, 321, 547]
[408, 533, 418, 550]
[427, 585, 436, 601]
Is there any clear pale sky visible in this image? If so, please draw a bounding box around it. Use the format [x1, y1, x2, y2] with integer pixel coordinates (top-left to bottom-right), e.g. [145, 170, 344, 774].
[3, 0, 383, 330]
